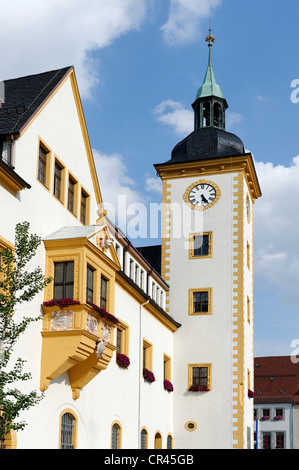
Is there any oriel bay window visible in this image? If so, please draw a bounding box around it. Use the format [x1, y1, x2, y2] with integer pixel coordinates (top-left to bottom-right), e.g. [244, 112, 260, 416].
[100, 276, 108, 309]
[53, 261, 74, 299]
[86, 265, 95, 303]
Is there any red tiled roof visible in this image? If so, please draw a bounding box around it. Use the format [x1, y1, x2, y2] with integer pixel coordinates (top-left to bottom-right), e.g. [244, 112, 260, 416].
[254, 356, 299, 404]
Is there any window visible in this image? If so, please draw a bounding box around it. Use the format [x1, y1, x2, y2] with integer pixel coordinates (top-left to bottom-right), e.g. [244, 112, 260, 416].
[135, 265, 139, 286]
[143, 339, 153, 371]
[167, 434, 173, 449]
[154, 432, 162, 449]
[37, 141, 51, 188]
[67, 174, 78, 216]
[53, 158, 65, 203]
[80, 188, 90, 225]
[129, 259, 134, 279]
[275, 408, 284, 419]
[276, 432, 285, 449]
[188, 363, 212, 390]
[111, 422, 122, 449]
[140, 270, 144, 291]
[163, 354, 171, 382]
[141, 428, 148, 449]
[86, 265, 94, 303]
[262, 432, 271, 449]
[54, 261, 74, 299]
[262, 409, 270, 419]
[189, 232, 212, 258]
[60, 411, 77, 449]
[100, 276, 108, 310]
[116, 319, 129, 357]
[189, 288, 212, 315]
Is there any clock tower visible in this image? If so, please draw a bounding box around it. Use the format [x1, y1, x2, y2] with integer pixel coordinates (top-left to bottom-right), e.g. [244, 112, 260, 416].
[155, 30, 261, 449]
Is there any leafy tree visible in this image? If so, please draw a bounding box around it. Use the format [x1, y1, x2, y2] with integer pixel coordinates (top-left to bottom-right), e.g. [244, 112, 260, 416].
[0, 222, 52, 446]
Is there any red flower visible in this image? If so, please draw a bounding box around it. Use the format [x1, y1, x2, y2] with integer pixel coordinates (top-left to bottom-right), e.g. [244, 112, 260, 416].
[163, 379, 174, 392]
[43, 298, 80, 309]
[87, 301, 119, 325]
[188, 385, 210, 392]
[143, 368, 155, 383]
[116, 353, 130, 369]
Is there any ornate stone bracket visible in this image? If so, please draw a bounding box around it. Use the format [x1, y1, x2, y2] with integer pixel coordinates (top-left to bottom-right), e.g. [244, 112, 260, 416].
[40, 304, 117, 399]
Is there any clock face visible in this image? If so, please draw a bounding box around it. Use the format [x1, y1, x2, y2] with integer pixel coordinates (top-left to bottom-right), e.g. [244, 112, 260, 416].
[188, 183, 216, 208]
[183, 179, 221, 211]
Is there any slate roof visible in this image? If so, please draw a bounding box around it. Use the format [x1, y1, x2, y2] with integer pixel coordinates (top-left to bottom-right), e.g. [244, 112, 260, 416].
[43, 225, 102, 241]
[0, 66, 73, 136]
[136, 245, 162, 275]
[254, 356, 299, 404]
[165, 127, 245, 165]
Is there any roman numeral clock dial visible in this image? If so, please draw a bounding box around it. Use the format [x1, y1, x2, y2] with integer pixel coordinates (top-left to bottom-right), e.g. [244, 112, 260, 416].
[183, 180, 221, 211]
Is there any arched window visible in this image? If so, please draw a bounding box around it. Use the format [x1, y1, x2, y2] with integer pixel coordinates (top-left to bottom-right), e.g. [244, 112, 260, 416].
[60, 411, 77, 449]
[167, 434, 173, 449]
[203, 102, 211, 127]
[154, 431, 162, 449]
[141, 428, 148, 449]
[213, 102, 222, 127]
[111, 422, 122, 449]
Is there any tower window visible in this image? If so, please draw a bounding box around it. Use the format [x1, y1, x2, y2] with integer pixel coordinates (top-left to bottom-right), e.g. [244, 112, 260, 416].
[213, 102, 222, 127]
[189, 288, 212, 315]
[189, 232, 212, 258]
[203, 101, 211, 127]
[111, 422, 122, 449]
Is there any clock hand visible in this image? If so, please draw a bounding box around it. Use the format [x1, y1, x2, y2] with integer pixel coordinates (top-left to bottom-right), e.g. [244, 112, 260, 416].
[201, 194, 209, 204]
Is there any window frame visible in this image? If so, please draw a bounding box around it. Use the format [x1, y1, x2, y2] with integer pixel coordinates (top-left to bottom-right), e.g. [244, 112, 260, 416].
[143, 338, 153, 372]
[111, 421, 122, 449]
[188, 363, 212, 390]
[163, 353, 171, 383]
[189, 232, 213, 259]
[188, 288, 213, 316]
[80, 186, 90, 226]
[37, 138, 52, 190]
[53, 261, 75, 299]
[53, 155, 66, 205]
[86, 264, 95, 303]
[100, 275, 108, 310]
[115, 319, 129, 357]
[59, 409, 78, 449]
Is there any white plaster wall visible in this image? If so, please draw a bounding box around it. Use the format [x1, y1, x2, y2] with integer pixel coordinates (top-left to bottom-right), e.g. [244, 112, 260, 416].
[169, 172, 249, 449]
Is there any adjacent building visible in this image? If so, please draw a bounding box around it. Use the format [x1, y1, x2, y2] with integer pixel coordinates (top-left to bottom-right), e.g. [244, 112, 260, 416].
[254, 356, 299, 449]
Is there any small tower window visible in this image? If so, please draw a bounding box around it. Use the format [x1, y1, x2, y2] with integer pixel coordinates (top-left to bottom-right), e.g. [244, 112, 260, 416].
[213, 102, 222, 127]
[203, 101, 211, 127]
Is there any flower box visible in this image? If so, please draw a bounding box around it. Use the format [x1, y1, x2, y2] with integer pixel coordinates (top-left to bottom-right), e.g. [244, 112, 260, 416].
[248, 389, 254, 398]
[188, 385, 210, 392]
[274, 415, 283, 420]
[116, 353, 130, 369]
[43, 298, 81, 309]
[143, 368, 155, 383]
[164, 379, 174, 392]
[87, 301, 119, 325]
[261, 415, 270, 421]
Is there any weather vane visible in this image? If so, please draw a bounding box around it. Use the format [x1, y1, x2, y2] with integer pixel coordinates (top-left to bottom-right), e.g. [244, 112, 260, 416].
[205, 20, 215, 47]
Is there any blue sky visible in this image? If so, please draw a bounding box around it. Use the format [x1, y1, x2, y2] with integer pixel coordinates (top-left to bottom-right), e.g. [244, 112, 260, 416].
[1, 0, 299, 358]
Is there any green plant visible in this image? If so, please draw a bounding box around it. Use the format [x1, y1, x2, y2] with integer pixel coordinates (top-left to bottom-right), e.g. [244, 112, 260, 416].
[0, 222, 53, 444]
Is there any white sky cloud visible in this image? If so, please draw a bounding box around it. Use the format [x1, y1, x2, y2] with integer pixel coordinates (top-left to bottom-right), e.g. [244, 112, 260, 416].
[161, 0, 222, 45]
[254, 156, 299, 304]
[154, 100, 193, 136]
[0, 0, 148, 98]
